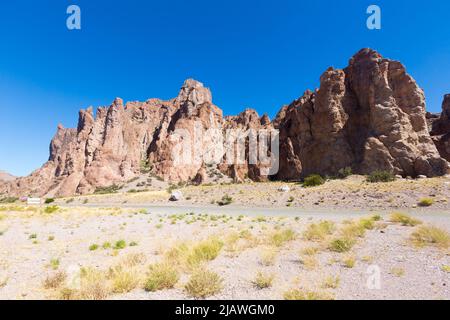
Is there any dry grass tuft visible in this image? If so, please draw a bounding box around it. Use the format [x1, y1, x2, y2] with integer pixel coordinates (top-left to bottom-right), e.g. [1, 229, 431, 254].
[43, 271, 67, 289]
[303, 221, 335, 241]
[108, 265, 141, 293]
[144, 262, 179, 292]
[259, 247, 278, 266]
[184, 269, 223, 298]
[252, 271, 275, 289]
[322, 275, 340, 289]
[268, 229, 296, 247]
[390, 267, 405, 277]
[410, 225, 450, 248]
[390, 213, 422, 227]
[283, 288, 334, 300]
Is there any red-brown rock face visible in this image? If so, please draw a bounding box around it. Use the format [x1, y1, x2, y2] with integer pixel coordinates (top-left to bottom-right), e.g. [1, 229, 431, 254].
[430, 95, 450, 161]
[1, 49, 448, 197]
[274, 49, 449, 179]
[0, 79, 275, 197]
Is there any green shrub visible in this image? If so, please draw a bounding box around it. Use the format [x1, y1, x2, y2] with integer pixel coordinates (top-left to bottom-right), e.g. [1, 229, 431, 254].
[418, 198, 434, 207]
[89, 244, 99, 251]
[44, 205, 60, 214]
[303, 174, 325, 187]
[45, 198, 55, 204]
[0, 197, 18, 204]
[335, 167, 352, 179]
[366, 170, 395, 183]
[94, 185, 120, 195]
[184, 269, 223, 298]
[328, 238, 356, 253]
[114, 240, 127, 250]
[217, 195, 233, 206]
[140, 159, 152, 174]
[144, 263, 179, 292]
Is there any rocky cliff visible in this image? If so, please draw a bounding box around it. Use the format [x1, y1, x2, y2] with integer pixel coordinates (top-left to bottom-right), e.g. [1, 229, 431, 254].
[429, 94, 450, 161]
[1, 49, 448, 197]
[0, 171, 16, 182]
[274, 49, 449, 180]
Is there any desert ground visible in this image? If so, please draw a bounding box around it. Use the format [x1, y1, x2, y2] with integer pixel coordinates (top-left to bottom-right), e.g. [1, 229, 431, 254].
[0, 176, 449, 300]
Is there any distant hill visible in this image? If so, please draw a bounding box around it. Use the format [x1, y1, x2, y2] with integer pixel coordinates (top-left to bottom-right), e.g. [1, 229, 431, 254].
[0, 170, 16, 182]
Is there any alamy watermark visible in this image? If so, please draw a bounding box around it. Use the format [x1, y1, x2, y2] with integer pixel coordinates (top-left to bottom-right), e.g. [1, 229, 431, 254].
[66, 5, 81, 30]
[169, 118, 279, 176]
[367, 5, 381, 30]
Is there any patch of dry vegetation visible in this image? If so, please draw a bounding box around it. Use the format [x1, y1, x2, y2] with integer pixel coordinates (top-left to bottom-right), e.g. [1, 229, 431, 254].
[144, 262, 179, 292]
[303, 221, 335, 241]
[184, 268, 223, 298]
[390, 213, 422, 226]
[410, 225, 450, 249]
[252, 271, 275, 289]
[283, 288, 334, 300]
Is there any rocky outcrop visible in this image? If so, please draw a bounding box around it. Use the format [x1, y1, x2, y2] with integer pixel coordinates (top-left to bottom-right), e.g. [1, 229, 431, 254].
[429, 95, 450, 161]
[1, 49, 448, 197]
[0, 171, 16, 182]
[0, 79, 274, 197]
[274, 48, 449, 179]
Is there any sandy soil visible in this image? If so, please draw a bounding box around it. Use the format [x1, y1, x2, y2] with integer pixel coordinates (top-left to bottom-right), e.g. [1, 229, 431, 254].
[0, 204, 449, 300]
[57, 175, 450, 211]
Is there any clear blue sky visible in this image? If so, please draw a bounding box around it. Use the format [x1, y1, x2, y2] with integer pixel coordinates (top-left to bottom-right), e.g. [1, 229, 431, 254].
[1, 0, 449, 176]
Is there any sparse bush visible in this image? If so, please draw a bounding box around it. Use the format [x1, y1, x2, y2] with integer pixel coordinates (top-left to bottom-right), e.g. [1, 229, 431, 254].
[44, 205, 59, 214]
[0, 197, 18, 204]
[322, 275, 340, 289]
[114, 240, 127, 250]
[144, 262, 179, 292]
[94, 185, 120, 195]
[44, 198, 55, 204]
[390, 213, 422, 227]
[89, 244, 99, 251]
[43, 271, 67, 289]
[390, 267, 405, 277]
[253, 271, 274, 289]
[303, 221, 335, 241]
[342, 255, 356, 268]
[366, 170, 395, 183]
[299, 255, 318, 270]
[140, 159, 152, 174]
[187, 238, 224, 267]
[102, 242, 112, 249]
[217, 195, 233, 206]
[303, 174, 325, 187]
[441, 265, 450, 273]
[336, 167, 352, 179]
[184, 269, 223, 298]
[108, 265, 141, 293]
[418, 198, 434, 207]
[301, 247, 319, 256]
[328, 237, 356, 253]
[78, 268, 111, 300]
[50, 258, 60, 270]
[341, 222, 366, 239]
[259, 247, 278, 266]
[269, 229, 296, 247]
[283, 289, 334, 300]
[411, 225, 450, 248]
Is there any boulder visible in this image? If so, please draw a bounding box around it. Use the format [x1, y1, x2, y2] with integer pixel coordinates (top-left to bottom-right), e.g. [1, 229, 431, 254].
[169, 191, 183, 202]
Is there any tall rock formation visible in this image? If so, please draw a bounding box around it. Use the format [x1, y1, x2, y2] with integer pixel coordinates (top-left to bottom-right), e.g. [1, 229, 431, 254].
[274, 48, 448, 179]
[429, 95, 450, 161]
[0, 49, 448, 197]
